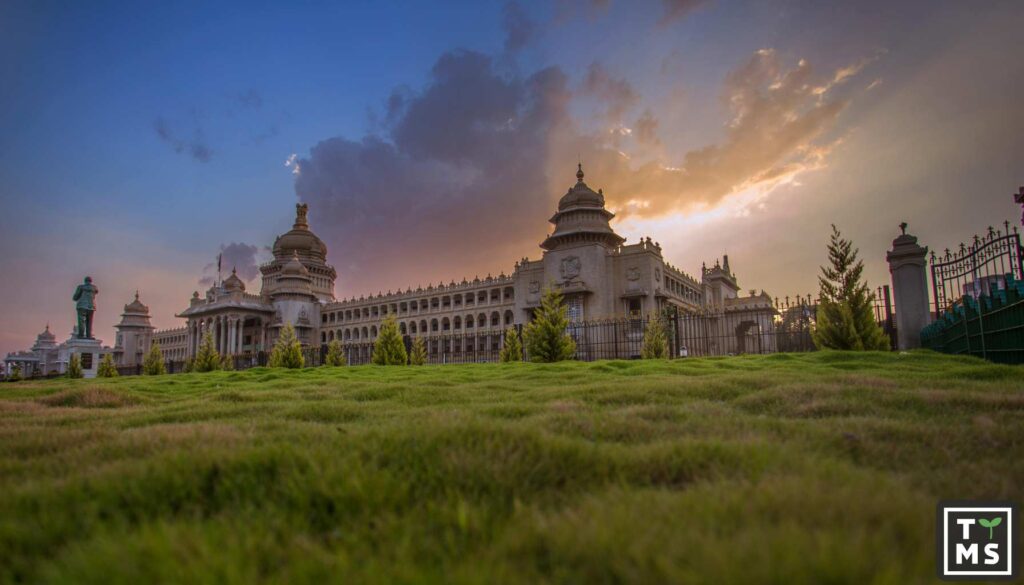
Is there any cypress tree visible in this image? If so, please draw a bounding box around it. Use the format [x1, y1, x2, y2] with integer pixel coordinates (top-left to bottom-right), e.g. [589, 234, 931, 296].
[523, 287, 576, 362]
[499, 326, 523, 363]
[142, 342, 166, 375]
[66, 354, 83, 379]
[641, 312, 669, 359]
[269, 323, 305, 368]
[97, 353, 119, 377]
[372, 315, 408, 365]
[813, 225, 890, 351]
[324, 339, 346, 366]
[193, 332, 222, 372]
[409, 336, 427, 366]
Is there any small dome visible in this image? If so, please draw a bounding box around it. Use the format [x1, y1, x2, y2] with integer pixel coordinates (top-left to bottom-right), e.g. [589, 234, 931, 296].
[223, 268, 246, 292]
[281, 252, 311, 278]
[558, 164, 605, 211]
[37, 324, 55, 341]
[272, 203, 327, 261]
[123, 291, 149, 314]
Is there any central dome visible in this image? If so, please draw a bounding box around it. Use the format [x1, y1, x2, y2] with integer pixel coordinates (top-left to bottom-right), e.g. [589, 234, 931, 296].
[557, 163, 606, 211]
[273, 203, 327, 261]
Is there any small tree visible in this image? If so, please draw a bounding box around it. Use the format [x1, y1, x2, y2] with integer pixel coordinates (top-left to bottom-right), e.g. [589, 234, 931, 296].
[641, 312, 669, 359]
[269, 323, 304, 368]
[813, 225, 890, 351]
[499, 326, 523, 363]
[523, 286, 576, 362]
[409, 336, 427, 366]
[142, 342, 166, 375]
[193, 332, 221, 372]
[97, 353, 119, 377]
[182, 358, 195, 373]
[9, 363, 21, 382]
[220, 354, 235, 371]
[372, 315, 408, 365]
[324, 339, 346, 366]
[66, 353, 83, 379]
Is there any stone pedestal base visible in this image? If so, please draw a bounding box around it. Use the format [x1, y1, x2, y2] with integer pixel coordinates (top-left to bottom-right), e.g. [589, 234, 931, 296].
[62, 338, 104, 378]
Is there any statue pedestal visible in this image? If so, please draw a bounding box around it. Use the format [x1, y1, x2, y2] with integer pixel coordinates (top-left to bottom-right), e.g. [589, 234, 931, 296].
[61, 337, 104, 378]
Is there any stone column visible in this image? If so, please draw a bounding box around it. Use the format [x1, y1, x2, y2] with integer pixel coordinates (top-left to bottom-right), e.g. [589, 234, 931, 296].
[887, 223, 931, 350]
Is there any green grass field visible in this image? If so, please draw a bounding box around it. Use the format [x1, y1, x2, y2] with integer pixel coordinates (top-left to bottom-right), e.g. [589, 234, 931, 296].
[1, 351, 1021, 583]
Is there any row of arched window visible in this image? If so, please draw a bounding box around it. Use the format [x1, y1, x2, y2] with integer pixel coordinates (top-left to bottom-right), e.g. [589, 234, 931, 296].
[321, 310, 515, 343]
[322, 287, 515, 324]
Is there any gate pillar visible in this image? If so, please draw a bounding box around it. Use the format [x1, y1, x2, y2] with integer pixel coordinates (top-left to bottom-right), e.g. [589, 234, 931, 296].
[886, 222, 930, 350]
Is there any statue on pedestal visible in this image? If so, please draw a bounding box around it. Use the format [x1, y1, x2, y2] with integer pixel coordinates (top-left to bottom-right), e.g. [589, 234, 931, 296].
[73, 276, 98, 339]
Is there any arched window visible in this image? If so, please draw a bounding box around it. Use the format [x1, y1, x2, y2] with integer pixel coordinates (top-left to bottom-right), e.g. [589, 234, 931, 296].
[453, 316, 462, 330]
[410, 321, 418, 334]
[431, 319, 439, 332]
[466, 315, 475, 328]
[504, 310, 514, 326]
[420, 319, 428, 333]
[442, 317, 450, 331]
[504, 287, 514, 301]
[362, 326, 369, 339]
[370, 325, 378, 338]
[478, 313, 487, 328]
[490, 311, 500, 327]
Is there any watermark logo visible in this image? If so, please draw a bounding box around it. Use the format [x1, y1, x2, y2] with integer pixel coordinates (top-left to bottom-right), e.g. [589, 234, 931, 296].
[938, 501, 1016, 580]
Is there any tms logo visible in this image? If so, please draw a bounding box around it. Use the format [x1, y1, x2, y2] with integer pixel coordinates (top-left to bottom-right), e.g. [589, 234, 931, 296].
[938, 501, 1016, 580]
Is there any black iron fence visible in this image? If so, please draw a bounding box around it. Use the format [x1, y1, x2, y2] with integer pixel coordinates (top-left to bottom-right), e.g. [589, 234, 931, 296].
[924, 221, 1024, 364]
[930, 222, 1023, 318]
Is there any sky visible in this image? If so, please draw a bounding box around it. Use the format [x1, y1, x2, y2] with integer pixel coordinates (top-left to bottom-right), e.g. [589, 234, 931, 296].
[1, 0, 1022, 356]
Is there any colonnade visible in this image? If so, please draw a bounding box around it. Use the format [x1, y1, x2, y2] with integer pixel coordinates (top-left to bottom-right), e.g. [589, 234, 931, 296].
[187, 315, 267, 358]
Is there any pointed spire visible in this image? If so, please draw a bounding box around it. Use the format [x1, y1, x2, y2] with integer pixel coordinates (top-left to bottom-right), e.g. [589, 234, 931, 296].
[576, 162, 584, 183]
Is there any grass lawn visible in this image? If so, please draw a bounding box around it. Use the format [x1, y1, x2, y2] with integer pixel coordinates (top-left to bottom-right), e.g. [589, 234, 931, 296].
[0, 351, 1021, 583]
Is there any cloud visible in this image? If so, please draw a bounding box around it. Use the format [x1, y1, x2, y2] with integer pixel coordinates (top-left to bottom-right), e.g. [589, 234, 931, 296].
[554, 0, 611, 22]
[292, 45, 866, 296]
[234, 88, 263, 109]
[502, 1, 535, 53]
[659, 0, 709, 25]
[199, 242, 265, 286]
[559, 48, 859, 219]
[634, 109, 660, 145]
[581, 62, 639, 123]
[153, 117, 213, 163]
[295, 50, 572, 295]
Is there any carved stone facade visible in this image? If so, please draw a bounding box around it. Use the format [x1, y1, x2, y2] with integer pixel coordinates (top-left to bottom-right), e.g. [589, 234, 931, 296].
[4, 165, 779, 370]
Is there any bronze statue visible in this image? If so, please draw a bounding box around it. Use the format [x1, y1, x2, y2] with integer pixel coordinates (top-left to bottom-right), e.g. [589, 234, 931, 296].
[72, 276, 98, 339]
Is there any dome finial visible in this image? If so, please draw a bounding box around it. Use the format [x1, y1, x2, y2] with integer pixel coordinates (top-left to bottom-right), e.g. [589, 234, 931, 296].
[294, 202, 309, 229]
[134, 290, 139, 301]
[576, 161, 584, 182]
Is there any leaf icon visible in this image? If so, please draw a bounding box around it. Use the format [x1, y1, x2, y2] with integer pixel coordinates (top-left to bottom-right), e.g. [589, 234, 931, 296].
[979, 517, 1002, 539]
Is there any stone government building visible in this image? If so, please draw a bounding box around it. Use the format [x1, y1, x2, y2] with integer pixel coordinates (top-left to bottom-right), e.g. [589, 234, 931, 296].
[6, 166, 779, 374]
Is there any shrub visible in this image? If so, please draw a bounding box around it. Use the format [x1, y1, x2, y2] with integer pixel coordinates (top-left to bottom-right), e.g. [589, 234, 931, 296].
[523, 286, 576, 362]
[372, 315, 408, 365]
[9, 363, 21, 382]
[193, 332, 221, 372]
[641, 312, 669, 359]
[813, 225, 890, 351]
[269, 323, 304, 368]
[220, 354, 235, 371]
[409, 336, 427, 366]
[499, 326, 523, 363]
[142, 342, 166, 375]
[97, 353, 119, 377]
[66, 354, 83, 379]
[324, 340, 346, 366]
